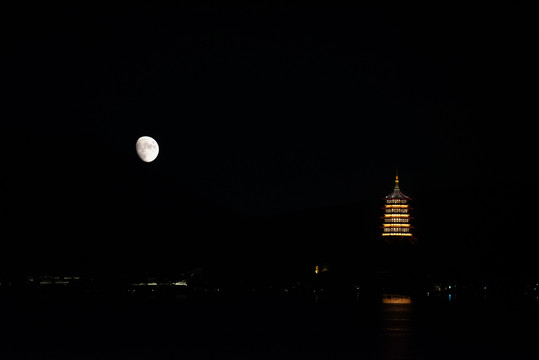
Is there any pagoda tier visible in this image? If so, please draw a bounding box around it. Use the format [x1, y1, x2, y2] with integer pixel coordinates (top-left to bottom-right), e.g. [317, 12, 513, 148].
[381, 172, 416, 239]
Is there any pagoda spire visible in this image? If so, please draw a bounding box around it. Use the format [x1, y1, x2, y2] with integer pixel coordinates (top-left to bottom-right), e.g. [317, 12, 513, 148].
[394, 170, 399, 190]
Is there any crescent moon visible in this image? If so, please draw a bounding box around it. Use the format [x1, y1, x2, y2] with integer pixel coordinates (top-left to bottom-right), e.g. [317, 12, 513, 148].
[136, 136, 159, 162]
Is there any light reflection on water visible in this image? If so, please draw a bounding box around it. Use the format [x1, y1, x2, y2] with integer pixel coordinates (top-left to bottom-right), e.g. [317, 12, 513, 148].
[382, 294, 414, 359]
[383, 294, 412, 304]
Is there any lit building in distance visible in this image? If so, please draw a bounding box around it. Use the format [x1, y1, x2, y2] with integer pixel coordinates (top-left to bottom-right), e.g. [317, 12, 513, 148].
[381, 171, 417, 243]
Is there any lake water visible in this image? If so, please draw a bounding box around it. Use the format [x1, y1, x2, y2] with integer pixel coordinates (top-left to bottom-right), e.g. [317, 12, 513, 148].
[0, 291, 538, 359]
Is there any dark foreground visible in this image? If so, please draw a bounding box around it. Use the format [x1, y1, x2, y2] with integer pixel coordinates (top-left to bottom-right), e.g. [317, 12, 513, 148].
[1, 290, 538, 359]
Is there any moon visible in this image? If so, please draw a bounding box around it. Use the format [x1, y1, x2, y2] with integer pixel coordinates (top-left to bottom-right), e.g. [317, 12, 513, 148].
[136, 136, 159, 162]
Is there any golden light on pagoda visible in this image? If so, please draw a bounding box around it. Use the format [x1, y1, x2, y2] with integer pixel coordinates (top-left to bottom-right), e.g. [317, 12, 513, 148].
[382, 233, 413, 237]
[380, 171, 416, 241]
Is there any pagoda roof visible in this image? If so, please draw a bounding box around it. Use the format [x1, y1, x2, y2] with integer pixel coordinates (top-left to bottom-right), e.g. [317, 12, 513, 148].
[385, 171, 411, 200]
[385, 189, 411, 200]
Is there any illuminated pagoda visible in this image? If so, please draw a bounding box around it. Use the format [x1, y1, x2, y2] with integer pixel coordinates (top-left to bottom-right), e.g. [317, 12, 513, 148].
[381, 171, 417, 243]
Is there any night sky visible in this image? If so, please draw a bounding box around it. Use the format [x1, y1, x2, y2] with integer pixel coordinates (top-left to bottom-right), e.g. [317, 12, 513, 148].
[1, 4, 536, 276]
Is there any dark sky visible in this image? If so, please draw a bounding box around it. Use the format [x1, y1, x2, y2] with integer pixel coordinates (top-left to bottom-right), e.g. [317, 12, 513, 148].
[1, 4, 536, 275]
